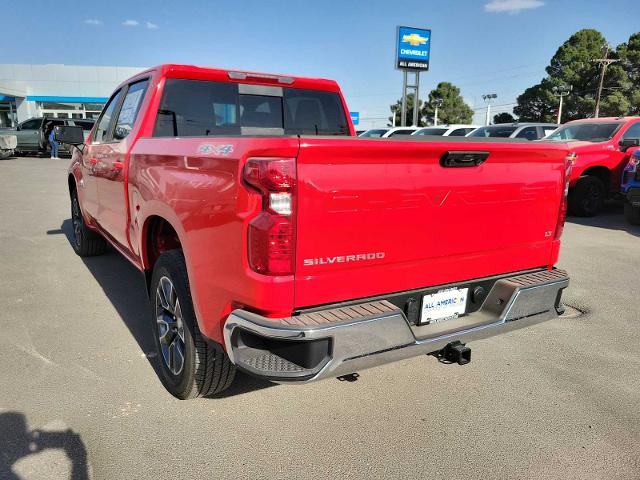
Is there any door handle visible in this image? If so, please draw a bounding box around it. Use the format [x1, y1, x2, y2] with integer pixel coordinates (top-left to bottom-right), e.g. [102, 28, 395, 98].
[89, 158, 98, 165]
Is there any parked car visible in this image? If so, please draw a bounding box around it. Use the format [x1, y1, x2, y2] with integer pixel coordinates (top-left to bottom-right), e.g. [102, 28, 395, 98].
[467, 123, 558, 140]
[413, 125, 480, 137]
[10, 117, 95, 156]
[358, 128, 389, 138]
[545, 117, 640, 216]
[381, 126, 421, 137]
[57, 63, 570, 399]
[0, 133, 17, 159]
[621, 150, 640, 225]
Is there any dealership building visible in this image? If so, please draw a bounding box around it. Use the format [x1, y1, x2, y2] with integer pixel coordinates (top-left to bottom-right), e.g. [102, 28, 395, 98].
[0, 64, 147, 127]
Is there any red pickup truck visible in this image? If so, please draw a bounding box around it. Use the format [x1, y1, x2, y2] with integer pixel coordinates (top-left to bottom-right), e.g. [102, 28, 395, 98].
[56, 64, 571, 399]
[545, 117, 640, 216]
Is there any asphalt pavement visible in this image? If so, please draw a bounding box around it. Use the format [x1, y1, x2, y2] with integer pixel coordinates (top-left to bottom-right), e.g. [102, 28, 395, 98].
[1, 156, 639, 480]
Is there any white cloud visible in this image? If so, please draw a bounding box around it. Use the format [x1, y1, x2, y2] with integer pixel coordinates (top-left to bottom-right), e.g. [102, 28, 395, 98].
[145, 21, 159, 29]
[484, 0, 544, 13]
[84, 19, 103, 26]
[122, 19, 140, 27]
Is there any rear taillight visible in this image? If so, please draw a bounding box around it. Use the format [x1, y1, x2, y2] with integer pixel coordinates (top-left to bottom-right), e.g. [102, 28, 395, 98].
[554, 152, 575, 240]
[244, 158, 296, 275]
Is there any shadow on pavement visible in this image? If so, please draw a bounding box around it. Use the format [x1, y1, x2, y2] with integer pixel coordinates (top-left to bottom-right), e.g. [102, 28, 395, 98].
[0, 412, 89, 480]
[53, 219, 273, 398]
[567, 200, 640, 237]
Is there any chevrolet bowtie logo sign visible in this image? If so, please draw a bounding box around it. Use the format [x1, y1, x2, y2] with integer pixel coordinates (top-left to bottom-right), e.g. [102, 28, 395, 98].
[402, 33, 428, 46]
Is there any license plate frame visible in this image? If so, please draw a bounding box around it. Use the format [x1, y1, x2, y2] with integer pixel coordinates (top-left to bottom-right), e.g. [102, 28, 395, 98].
[419, 287, 469, 325]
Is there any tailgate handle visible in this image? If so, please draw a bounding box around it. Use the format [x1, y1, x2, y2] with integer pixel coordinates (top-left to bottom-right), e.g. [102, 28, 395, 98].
[440, 151, 489, 168]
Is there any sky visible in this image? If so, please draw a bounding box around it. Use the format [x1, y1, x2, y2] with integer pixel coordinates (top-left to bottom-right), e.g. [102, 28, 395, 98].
[3, 0, 639, 127]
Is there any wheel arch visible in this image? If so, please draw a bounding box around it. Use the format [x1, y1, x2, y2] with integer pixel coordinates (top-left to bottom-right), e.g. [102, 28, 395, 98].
[581, 165, 611, 187]
[141, 215, 184, 285]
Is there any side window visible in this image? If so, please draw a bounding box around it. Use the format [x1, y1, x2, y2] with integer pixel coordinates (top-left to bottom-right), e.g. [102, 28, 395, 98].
[20, 119, 41, 130]
[92, 89, 124, 143]
[515, 126, 539, 141]
[622, 123, 640, 140]
[113, 80, 149, 141]
[448, 128, 468, 137]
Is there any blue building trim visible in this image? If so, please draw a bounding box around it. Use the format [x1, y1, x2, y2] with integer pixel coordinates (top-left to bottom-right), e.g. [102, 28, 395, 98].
[26, 95, 108, 103]
[0, 95, 15, 101]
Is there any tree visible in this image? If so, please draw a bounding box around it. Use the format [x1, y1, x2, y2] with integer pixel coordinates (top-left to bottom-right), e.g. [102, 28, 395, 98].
[514, 79, 558, 122]
[514, 29, 632, 121]
[493, 112, 516, 124]
[421, 82, 473, 125]
[617, 32, 640, 115]
[388, 93, 423, 126]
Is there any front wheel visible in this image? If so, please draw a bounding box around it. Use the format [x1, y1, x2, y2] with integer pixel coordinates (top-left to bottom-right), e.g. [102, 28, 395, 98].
[150, 250, 235, 399]
[568, 176, 606, 217]
[624, 201, 640, 225]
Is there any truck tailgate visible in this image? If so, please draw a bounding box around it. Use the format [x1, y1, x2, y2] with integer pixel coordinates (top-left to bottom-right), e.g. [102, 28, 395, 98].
[294, 137, 569, 308]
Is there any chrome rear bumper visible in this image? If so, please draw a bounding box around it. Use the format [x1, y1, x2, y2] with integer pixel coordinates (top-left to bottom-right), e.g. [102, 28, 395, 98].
[223, 269, 569, 383]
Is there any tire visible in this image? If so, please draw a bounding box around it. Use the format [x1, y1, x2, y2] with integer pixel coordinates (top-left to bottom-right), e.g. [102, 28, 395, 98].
[70, 189, 107, 256]
[568, 176, 606, 217]
[624, 201, 640, 225]
[150, 250, 235, 399]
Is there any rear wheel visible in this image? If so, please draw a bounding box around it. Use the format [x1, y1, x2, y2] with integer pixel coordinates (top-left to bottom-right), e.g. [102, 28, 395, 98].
[150, 250, 235, 399]
[624, 201, 640, 225]
[568, 176, 606, 217]
[70, 189, 107, 256]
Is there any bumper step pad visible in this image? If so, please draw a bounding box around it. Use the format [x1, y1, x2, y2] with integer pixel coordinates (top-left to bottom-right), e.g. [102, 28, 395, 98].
[224, 269, 569, 383]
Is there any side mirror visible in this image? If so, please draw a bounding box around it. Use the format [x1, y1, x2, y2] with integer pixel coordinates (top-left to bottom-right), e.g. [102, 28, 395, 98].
[619, 138, 640, 152]
[54, 125, 84, 146]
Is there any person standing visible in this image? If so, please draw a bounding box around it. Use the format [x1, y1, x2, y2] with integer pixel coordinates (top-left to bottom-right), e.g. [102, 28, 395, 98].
[47, 122, 59, 159]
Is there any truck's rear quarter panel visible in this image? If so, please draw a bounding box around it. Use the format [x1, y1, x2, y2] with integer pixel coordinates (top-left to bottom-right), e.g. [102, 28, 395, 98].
[128, 136, 300, 343]
[294, 137, 569, 308]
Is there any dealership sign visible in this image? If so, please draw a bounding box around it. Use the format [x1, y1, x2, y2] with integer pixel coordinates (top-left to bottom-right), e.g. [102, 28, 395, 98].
[396, 26, 431, 71]
[349, 111, 360, 125]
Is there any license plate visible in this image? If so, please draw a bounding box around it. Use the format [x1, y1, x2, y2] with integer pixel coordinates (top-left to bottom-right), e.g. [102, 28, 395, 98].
[420, 288, 468, 325]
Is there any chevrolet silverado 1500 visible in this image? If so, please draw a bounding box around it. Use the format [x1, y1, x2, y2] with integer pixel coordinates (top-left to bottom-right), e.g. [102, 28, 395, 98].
[57, 64, 571, 399]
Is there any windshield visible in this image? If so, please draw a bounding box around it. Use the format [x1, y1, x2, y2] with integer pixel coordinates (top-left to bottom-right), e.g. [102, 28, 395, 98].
[359, 129, 388, 138]
[468, 125, 518, 138]
[415, 128, 448, 136]
[546, 122, 623, 142]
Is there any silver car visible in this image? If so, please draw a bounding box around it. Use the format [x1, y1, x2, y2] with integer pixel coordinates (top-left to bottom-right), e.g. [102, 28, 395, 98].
[9, 117, 95, 156]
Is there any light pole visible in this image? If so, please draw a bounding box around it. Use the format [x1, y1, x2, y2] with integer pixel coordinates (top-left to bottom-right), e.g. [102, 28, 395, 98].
[482, 94, 497, 126]
[552, 85, 571, 124]
[432, 98, 443, 126]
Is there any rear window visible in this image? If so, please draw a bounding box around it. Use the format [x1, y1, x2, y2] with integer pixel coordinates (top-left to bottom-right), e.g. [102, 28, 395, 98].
[154, 79, 349, 137]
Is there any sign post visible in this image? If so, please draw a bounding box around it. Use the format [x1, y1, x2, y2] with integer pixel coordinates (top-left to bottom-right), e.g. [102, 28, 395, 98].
[396, 26, 431, 127]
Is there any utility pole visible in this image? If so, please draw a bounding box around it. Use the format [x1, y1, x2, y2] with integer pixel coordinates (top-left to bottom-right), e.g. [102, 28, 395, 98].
[552, 85, 572, 124]
[482, 93, 497, 125]
[592, 44, 619, 118]
[432, 98, 443, 126]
